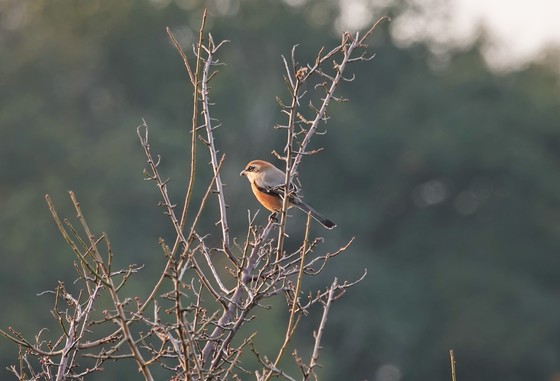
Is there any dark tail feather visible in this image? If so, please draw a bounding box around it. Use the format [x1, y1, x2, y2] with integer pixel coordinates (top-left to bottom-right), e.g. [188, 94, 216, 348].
[294, 200, 336, 229]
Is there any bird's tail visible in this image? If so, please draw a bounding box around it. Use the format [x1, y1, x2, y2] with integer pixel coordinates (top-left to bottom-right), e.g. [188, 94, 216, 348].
[293, 200, 336, 229]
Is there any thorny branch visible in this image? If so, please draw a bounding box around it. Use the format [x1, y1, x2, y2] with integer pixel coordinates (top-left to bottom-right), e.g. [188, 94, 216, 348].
[1, 12, 387, 381]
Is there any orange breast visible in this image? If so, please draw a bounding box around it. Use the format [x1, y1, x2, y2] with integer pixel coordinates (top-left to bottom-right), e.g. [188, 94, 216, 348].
[251, 182, 283, 212]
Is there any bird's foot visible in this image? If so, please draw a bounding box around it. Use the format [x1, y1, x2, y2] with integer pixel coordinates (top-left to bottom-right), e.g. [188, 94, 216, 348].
[268, 212, 279, 223]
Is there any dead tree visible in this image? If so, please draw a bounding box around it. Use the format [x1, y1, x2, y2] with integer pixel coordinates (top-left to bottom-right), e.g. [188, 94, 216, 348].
[1, 10, 388, 381]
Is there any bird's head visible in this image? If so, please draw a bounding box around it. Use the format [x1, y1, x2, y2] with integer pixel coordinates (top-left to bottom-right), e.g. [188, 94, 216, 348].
[240, 160, 270, 183]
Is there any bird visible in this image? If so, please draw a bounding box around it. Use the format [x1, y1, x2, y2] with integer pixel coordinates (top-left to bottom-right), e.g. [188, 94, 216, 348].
[240, 160, 336, 229]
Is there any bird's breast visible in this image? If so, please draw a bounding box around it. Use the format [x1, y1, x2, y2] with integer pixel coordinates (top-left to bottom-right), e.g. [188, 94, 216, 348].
[251, 182, 283, 212]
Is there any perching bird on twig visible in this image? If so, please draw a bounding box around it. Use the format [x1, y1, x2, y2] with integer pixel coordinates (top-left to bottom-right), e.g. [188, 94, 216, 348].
[240, 160, 336, 229]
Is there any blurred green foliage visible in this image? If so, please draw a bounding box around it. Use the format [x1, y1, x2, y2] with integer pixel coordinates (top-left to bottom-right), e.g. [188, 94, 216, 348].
[1, 0, 560, 380]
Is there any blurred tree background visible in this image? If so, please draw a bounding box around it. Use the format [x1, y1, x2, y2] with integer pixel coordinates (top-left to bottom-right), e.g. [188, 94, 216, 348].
[1, 0, 560, 380]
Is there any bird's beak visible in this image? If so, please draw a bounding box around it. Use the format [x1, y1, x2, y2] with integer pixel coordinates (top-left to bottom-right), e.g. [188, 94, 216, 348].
[240, 170, 245, 176]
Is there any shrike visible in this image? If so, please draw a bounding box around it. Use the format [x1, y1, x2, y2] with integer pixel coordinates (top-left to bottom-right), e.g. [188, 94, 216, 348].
[240, 160, 336, 229]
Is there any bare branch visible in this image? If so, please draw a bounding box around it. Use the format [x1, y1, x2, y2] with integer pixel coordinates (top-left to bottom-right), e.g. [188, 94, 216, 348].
[3, 12, 386, 381]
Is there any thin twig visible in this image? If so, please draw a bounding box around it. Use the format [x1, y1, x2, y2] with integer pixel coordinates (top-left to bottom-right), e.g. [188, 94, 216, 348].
[450, 350, 457, 381]
[304, 278, 337, 380]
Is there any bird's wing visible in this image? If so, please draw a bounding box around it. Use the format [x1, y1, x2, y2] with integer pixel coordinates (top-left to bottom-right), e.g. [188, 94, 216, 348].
[253, 182, 302, 204]
[260, 167, 285, 188]
[253, 183, 284, 198]
[253, 167, 303, 201]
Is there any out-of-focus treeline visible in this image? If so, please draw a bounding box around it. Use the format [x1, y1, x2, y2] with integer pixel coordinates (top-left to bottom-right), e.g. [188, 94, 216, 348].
[1, 0, 560, 380]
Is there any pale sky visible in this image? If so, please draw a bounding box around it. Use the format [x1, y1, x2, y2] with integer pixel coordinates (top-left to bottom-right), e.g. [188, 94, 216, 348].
[452, 0, 560, 70]
[339, 0, 560, 71]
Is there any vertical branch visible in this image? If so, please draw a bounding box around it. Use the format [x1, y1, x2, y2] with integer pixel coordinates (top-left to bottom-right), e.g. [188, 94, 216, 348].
[180, 9, 206, 230]
[171, 276, 190, 376]
[277, 49, 302, 261]
[200, 34, 233, 259]
[304, 279, 337, 380]
[167, 10, 209, 260]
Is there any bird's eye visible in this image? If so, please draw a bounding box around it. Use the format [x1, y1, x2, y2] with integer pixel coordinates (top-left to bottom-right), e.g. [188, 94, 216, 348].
[247, 165, 255, 172]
